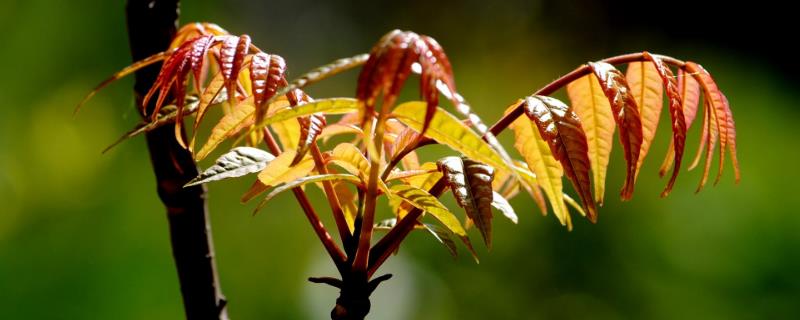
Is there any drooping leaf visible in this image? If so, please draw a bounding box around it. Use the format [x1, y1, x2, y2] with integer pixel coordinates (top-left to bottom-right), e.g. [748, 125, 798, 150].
[219, 35, 241, 91]
[508, 161, 548, 216]
[722, 93, 741, 183]
[641, 52, 686, 197]
[142, 40, 195, 118]
[189, 35, 214, 92]
[186, 147, 275, 187]
[436, 157, 495, 248]
[659, 68, 701, 177]
[696, 99, 719, 193]
[356, 31, 458, 135]
[423, 223, 460, 257]
[685, 62, 731, 187]
[626, 61, 664, 179]
[589, 61, 644, 200]
[251, 53, 287, 124]
[332, 181, 359, 232]
[389, 184, 467, 237]
[254, 174, 361, 214]
[523, 95, 597, 222]
[293, 114, 326, 165]
[491, 191, 518, 224]
[566, 74, 615, 205]
[507, 103, 570, 228]
[373, 218, 460, 258]
[689, 103, 711, 171]
[392, 101, 510, 173]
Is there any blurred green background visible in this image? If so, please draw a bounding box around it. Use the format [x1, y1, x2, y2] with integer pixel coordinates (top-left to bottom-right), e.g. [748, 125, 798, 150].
[1, 0, 797, 319]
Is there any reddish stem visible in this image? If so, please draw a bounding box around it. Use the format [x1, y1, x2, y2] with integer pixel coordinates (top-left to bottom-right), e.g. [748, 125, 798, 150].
[367, 178, 447, 277]
[310, 143, 354, 248]
[262, 128, 348, 272]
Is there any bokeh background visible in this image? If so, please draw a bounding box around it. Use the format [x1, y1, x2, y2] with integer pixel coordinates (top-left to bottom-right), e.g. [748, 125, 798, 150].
[1, 0, 797, 319]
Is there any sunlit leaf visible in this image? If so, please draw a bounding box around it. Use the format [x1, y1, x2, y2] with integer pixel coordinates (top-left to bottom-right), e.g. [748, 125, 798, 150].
[507, 104, 570, 228]
[241, 149, 315, 202]
[491, 191, 518, 224]
[254, 174, 360, 214]
[437, 157, 495, 247]
[659, 68, 701, 177]
[566, 74, 615, 205]
[251, 53, 286, 124]
[523, 96, 596, 222]
[423, 223, 459, 257]
[641, 52, 686, 197]
[333, 181, 359, 232]
[389, 184, 466, 237]
[254, 98, 358, 129]
[195, 96, 257, 161]
[293, 114, 326, 164]
[330, 143, 370, 180]
[685, 62, 731, 188]
[392, 101, 510, 172]
[626, 61, 664, 179]
[186, 147, 275, 187]
[589, 61, 644, 200]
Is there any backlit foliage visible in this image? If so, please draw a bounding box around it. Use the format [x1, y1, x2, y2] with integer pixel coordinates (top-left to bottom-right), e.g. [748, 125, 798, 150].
[79, 22, 740, 288]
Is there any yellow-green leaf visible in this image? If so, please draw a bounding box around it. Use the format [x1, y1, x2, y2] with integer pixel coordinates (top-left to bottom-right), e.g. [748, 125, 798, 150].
[329, 143, 370, 180]
[254, 98, 359, 128]
[392, 101, 509, 172]
[390, 184, 466, 237]
[567, 75, 615, 205]
[507, 104, 571, 229]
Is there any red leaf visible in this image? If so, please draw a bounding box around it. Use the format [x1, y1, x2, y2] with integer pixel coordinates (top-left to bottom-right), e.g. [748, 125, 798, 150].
[685, 62, 730, 190]
[189, 35, 214, 92]
[356, 31, 458, 134]
[219, 35, 240, 96]
[589, 61, 643, 200]
[524, 95, 597, 222]
[722, 94, 741, 183]
[658, 68, 701, 178]
[642, 52, 687, 197]
[293, 114, 327, 165]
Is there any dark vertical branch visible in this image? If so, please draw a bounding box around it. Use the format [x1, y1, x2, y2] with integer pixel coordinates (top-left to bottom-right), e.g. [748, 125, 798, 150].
[126, 0, 228, 319]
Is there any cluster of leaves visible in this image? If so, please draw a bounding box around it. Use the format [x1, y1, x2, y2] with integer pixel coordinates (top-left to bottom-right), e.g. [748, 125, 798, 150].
[79, 23, 739, 280]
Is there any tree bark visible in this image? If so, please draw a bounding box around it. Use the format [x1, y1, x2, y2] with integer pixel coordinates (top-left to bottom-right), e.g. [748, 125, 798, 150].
[126, 0, 228, 318]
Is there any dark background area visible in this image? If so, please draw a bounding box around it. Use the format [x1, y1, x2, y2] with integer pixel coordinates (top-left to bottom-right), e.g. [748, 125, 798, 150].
[1, 0, 797, 319]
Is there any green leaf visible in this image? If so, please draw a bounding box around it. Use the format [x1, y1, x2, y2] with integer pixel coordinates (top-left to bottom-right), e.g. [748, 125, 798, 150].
[185, 147, 275, 187]
[393, 101, 510, 172]
[389, 184, 466, 237]
[254, 98, 359, 129]
[254, 174, 361, 214]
